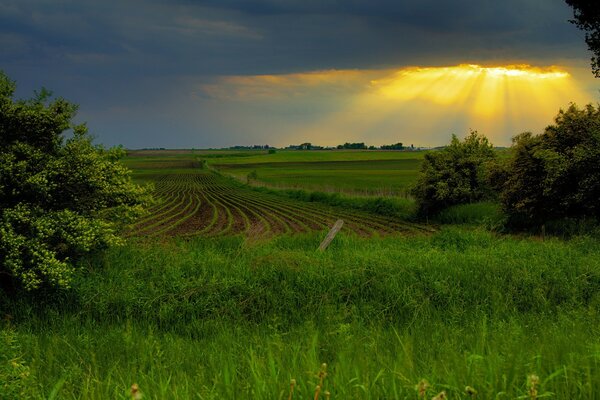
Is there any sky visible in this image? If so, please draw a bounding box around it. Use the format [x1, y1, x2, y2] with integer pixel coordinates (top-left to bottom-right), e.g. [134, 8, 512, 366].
[1, 0, 599, 148]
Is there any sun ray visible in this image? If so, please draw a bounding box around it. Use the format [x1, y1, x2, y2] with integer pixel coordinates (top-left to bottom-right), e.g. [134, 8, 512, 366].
[204, 64, 594, 146]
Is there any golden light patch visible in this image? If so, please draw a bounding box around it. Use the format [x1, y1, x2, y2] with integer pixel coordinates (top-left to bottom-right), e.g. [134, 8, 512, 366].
[200, 64, 593, 146]
[372, 64, 571, 114]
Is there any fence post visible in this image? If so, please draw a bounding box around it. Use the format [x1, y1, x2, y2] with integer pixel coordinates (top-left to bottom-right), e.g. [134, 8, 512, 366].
[318, 220, 344, 251]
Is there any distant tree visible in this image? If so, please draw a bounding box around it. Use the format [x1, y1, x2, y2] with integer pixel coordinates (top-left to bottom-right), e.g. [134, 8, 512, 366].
[338, 142, 367, 149]
[0, 72, 148, 291]
[411, 131, 496, 216]
[566, 0, 600, 77]
[492, 103, 600, 227]
[381, 142, 404, 150]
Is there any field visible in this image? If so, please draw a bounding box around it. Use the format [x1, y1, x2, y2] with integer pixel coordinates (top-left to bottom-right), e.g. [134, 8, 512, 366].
[123, 155, 426, 238]
[3, 149, 600, 399]
[186, 149, 426, 196]
[4, 231, 600, 399]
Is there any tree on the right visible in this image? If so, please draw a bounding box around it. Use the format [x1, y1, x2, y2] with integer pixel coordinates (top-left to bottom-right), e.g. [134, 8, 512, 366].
[566, 0, 600, 77]
[492, 104, 600, 228]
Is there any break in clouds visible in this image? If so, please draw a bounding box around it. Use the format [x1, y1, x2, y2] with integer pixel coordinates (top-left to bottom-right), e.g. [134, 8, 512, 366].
[0, 0, 597, 148]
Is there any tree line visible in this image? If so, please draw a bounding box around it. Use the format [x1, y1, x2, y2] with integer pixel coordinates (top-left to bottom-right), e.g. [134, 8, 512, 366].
[412, 104, 600, 229]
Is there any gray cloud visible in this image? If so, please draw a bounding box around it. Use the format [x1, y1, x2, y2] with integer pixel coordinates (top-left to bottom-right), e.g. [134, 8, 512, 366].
[0, 0, 594, 148]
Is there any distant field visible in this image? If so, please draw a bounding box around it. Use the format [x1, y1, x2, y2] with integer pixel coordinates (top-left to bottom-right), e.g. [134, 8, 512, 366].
[211, 159, 418, 196]
[199, 150, 426, 195]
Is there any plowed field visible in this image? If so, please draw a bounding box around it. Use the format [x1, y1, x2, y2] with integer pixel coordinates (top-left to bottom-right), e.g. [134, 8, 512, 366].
[127, 159, 427, 238]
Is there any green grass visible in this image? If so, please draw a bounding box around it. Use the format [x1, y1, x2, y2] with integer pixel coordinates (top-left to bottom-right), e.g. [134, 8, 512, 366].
[434, 202, 505, 226]
[216, 160, 421, 196]
[205, 149, 426, 165]
[206, 151, 425, 196]
[249, 186, 417, 220]
[4, 148, 597, 398]
[3, 230, 600, 398]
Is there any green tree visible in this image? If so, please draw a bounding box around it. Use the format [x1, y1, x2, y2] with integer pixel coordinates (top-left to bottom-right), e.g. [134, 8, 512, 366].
[411, 131, 496, 216]
[566, 0, 600, 77]
[0, 72, 148, 291]
[495, 103, 600, 227]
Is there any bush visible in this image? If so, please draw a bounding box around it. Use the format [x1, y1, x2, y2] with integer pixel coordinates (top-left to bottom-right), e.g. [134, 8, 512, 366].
[495, 104, 600, 228]
[411, 131, 496, 216]
[0, 72, 148, 291]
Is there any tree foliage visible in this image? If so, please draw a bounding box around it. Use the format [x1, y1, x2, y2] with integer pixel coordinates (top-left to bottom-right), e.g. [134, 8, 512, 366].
[494, 103, 600, 227]
[411, 131, 496, 216]
[0, 72, 148, 291]
[566, 0, 600, 77]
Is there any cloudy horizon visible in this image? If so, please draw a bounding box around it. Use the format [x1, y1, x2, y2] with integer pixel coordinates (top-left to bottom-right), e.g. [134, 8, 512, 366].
[1, 0, 598, 148]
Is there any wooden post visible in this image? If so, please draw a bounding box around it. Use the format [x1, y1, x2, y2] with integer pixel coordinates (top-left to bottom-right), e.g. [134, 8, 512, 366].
[541, 224, 545, 241]
[318, 219, 344, 251]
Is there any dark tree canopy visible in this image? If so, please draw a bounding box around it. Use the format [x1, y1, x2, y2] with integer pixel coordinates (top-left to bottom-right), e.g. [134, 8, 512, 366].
[411, 131, 496, 216]
[566, 0, 600, 77]
[494, 103, 600, 227]
[0, 72, 148, 291]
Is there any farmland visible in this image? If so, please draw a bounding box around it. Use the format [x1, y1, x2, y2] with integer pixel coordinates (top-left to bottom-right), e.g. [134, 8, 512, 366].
[125, 149, 425, 196]
[192, 149, 425, 196]
[124, 155, 427, 238]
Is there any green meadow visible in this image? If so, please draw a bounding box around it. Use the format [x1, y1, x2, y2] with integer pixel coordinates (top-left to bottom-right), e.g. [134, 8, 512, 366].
[123, 149, 425, 196]
[206, 150, 425, 196]
[4, 231, 600, 399]
[3, 149, 600, 399]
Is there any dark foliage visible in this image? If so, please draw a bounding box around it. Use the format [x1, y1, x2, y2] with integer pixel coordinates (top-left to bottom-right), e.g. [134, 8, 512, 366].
[494, 103, 600, 227]
[566, 0, 600, 77]
[0, 72, 148, 291]
[411, 131, 496, 216]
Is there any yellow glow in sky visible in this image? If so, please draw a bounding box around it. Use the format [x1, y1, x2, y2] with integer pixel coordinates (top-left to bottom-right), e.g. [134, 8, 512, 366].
[201, 64, 594, 146]
[372, 64, 572, 116]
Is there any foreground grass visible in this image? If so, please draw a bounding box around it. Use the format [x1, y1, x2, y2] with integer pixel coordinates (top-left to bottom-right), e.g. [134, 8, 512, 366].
[2, 229, 600, 398]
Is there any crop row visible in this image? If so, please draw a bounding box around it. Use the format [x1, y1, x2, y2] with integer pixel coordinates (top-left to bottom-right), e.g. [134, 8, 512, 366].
[127, 171, 426, 238]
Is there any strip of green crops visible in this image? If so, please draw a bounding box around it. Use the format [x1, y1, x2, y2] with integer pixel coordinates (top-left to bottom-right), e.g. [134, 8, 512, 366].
[2, 229, 600, 399]
[128, 171, 423, 237]
[212, 159, 423, 196]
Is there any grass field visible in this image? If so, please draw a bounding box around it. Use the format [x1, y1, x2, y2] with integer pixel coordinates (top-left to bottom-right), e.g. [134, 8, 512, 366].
[3, 231, 600, 399]
[3, 149, 600, 399]
[214, 159, 420, 196]
[194, 150, 426, 196]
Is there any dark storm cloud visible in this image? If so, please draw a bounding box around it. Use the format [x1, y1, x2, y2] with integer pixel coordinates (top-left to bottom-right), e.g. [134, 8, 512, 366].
[0, 0, 591, 147]
[1, 0, 584, 76]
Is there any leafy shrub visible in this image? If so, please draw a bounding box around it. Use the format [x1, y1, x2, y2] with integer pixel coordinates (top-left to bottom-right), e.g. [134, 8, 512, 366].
[494, 104, 600, 228]
[411, 131, 496, 216]
[0, 72, 148, 291]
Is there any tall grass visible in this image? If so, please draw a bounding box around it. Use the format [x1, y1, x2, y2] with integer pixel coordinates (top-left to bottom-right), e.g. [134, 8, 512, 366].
[2, 230, 600, 398]
[250, 186, 417, 220]
[433, 202, 504, 226]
